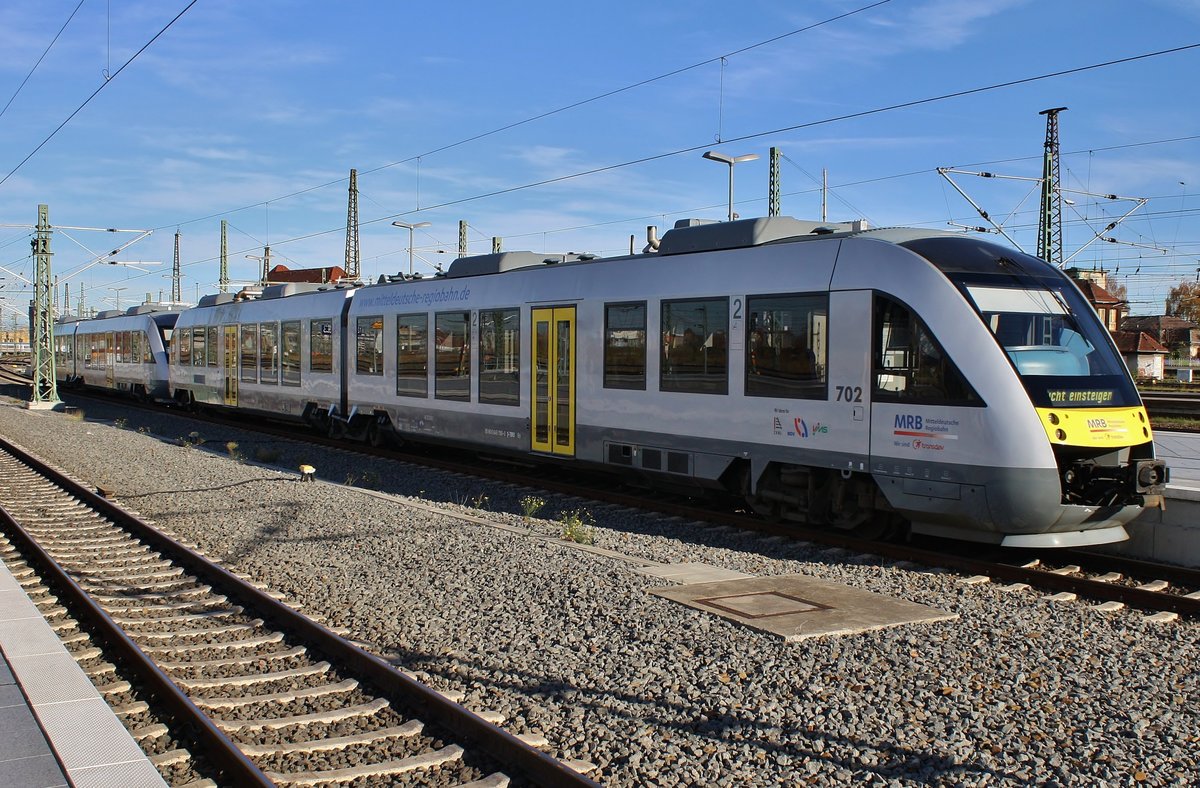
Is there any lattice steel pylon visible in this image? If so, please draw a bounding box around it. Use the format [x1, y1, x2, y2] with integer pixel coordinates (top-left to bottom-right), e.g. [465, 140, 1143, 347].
[768, 147, 781, 217]
[1037, 107, 1068, 266]
[30, 204, 59, 406]
[172, 231, 182, 303]
[345, 168, 360, 280]
[219, 220, 229, 293]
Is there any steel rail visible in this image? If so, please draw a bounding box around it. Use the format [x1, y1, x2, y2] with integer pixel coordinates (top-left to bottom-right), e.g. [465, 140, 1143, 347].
[16, 380, 1200, 618]
[0, 434, 600, 788]
[0, 469, 273, 786]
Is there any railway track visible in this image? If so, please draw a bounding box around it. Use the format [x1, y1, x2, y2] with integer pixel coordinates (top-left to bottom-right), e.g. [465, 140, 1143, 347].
[0, 434, 598, 787]
[1141, 390, 1200, 419]
[5, 366, 1200, 621]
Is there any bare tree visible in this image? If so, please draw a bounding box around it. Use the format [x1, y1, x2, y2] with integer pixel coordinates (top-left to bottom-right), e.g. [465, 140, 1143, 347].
[1166, 281, 1200, 324]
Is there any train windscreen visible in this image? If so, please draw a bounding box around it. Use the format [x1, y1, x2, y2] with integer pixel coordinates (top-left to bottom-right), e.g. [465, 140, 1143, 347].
[901, 236, 1140, 409]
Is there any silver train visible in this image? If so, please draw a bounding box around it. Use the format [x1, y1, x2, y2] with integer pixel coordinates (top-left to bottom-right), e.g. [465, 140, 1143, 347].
[55, 304, 181, 401]
[66, 216, 1170, 547]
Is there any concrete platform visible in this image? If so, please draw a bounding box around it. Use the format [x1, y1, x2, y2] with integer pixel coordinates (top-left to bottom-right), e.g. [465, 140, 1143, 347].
[0, 556, 168, 788]
[1115, 483, 1200, 567]
[1095, 429, 1200, 567]
[649, 573, 956, 641]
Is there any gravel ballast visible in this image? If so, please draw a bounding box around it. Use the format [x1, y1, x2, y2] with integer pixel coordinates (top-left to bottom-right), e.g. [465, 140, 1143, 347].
[0, 393, 1196, 786]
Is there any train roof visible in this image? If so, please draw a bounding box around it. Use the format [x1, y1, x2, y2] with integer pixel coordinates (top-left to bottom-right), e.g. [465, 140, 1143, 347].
[60, 302, 183, 329]
[427, 216, 979, 280]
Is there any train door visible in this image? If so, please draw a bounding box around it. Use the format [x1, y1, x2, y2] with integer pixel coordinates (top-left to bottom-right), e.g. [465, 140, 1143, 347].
[222, 325, 238, 406]
[530, 306, 576, 456]
[105, 331, 115, 387]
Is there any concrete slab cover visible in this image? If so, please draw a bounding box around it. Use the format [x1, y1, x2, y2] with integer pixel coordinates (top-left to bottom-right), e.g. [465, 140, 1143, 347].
[649, 574, 957, 641]
[635, 562, 754, 584]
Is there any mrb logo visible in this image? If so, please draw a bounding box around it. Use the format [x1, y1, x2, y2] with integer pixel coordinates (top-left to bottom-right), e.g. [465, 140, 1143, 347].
[894, 414, 923, 431]
[794, 418, 828, 438]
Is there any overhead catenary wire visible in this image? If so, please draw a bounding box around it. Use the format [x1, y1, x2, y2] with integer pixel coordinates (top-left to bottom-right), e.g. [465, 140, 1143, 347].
[151, 46, 1200, 239]
[8, 37, 1198, 304]
[0, 1, 199, 189]
[228, 43, 1200, 250]
[147, 0, 896, 233]
[0, 0, 87, 123]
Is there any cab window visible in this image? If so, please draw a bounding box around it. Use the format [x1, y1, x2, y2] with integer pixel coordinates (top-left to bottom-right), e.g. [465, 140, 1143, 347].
[873, 295, 979, 404]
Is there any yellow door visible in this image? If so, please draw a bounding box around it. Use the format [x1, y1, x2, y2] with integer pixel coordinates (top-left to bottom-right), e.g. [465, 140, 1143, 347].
[105, 331, 115, 386]
[531, 306, 575, 456]
[222, 325, 239, 406]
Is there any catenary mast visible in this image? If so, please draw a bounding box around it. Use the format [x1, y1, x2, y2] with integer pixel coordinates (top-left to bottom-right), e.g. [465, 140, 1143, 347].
[1037, 107, 1067, 266]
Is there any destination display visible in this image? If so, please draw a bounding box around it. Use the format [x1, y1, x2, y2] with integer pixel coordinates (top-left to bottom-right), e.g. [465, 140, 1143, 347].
[1046, 388, 1118, 406]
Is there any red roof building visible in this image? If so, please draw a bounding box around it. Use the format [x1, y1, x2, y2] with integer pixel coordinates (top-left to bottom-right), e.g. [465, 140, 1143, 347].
[1120, 314, 1200, 357]
[266, 264, 349, 284]
[1067, 271, 1126, 332]
[1113, 330, 1169, 381]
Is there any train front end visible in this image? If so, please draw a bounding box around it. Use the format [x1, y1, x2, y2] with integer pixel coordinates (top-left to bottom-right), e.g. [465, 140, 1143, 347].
[904, 237, 1168, 547]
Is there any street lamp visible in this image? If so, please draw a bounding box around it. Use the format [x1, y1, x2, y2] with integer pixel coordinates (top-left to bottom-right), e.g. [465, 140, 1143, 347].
[107, 286, 128, 310]
[245, 246, 272, 285]
[392, 221, 432, 276]
[702, 150, 760, 222]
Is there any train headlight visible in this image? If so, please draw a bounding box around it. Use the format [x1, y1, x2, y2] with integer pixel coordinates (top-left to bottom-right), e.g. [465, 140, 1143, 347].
[1055, 429, 1066, 441]
[1048, 413, 1060, 425]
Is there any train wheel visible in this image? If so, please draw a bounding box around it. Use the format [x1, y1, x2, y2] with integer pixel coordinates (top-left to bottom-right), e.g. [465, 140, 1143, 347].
[327, 419, 346, 440]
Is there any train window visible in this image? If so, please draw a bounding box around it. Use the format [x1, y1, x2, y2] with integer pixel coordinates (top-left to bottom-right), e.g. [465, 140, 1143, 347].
[259, 322, 279, 384]
[192, 326, 206, 368]
[661, 298, 729, 395]
[479, 308, 519, 406]
[604, 302, 646, 390]
[396, 313, 428, 398]
[356, 316, 384, 376]
[281, 321, 301, 386]
[745, 294, 827, 399]
[206, 326, 219, 367]
[240, 324, 258, 383]
[131, 331, 142, 365]
[310, 319, 333, 373]
[435, 311, 471, 401]
[179, 327, 192, 366]
[873, 295, 979, 404]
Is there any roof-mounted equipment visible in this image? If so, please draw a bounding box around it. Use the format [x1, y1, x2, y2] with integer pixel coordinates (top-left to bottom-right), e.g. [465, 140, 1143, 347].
[445, 251, 596, 278]
[656, 216, 870, 256]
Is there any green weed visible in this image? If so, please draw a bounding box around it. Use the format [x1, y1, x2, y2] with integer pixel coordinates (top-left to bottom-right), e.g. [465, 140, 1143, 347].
[559, 508, 596, 545]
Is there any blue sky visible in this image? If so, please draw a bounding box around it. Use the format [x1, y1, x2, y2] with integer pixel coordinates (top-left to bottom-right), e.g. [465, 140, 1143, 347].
[0, 0, 1197, 325]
